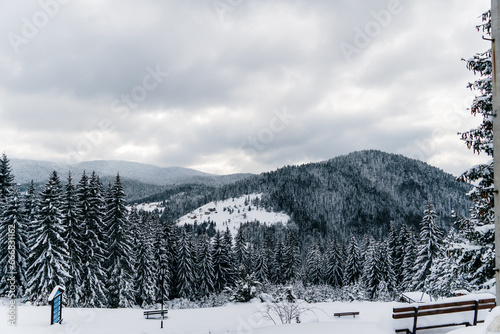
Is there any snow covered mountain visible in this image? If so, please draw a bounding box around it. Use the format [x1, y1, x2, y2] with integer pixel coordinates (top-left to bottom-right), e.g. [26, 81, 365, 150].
[9, 158, 252, 186]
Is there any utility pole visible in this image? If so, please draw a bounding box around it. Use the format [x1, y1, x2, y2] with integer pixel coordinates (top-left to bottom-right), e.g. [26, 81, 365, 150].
[493, 0, 500, 300]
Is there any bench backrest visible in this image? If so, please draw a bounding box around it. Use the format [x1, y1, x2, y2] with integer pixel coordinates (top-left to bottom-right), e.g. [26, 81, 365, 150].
[393, 298, 496, 319]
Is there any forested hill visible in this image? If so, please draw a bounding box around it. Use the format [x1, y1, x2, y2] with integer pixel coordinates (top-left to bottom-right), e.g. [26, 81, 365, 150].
[204, 150, 471, 240]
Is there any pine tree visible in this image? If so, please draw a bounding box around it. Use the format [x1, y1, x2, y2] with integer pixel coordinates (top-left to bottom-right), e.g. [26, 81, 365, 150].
[61, 172, 83, 306]
[0, 186, 29, 297]
[305, 242, 323, 285]
[105, 174, 136, 308]
[363, 238, 387, 300]
[343, 235, 362, 285]
[176, 229, 195, 299]
[151, 214, 172, 301]
[387, 224, 402, 284]
[134, 212, 156, 307]
[194, 234, 215, 298]
[324, 236, 344, 287]
[253, 245, 269, 283]
[426, 228, 471, 298]
[0, 153, 14, 203]
[25, 171, 70, 304]
[77, 171, 108, 307]
[23, 180, 39, 285]
[271, 239, 285, 284]
[412, 203, 443, 291]
[456, 10, 495, 289]
[222, 228, 236, 286]
[212, 231, 232, 292]
[282, 229, 300, 282]
[399, 225, 418, 292]
[234, 227, 250, 275]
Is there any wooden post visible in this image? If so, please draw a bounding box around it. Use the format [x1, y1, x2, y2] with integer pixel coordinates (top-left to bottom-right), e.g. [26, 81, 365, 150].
[412, 306, 418, 334]
[473, 300, 479, 326]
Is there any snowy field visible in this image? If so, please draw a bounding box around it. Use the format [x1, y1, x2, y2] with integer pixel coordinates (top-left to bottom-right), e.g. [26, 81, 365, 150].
[2, 297, 496, 334]
[176, 193, 291, 237]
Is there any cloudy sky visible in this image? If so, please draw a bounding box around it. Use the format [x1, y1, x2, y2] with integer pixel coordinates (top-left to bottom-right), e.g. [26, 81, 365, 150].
[0, 0, 492, 176]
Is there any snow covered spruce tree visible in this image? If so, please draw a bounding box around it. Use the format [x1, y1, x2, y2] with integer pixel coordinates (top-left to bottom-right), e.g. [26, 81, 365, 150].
[456, 10, 495, 289]
[152, 214, 173, 301]
[412, 203, 443, 291]
[76, 171, 108, 307]
[0, 186, 29, 297]
[212, 230, 234, 292]
[282, 229, 301, 283]
[62, 172, 83, 306]
[324, 236, 344, 288]
[398, 224, 418, 292]
[0, 153, 14, 204]
[426, 228, 471, 298]
[253, 245, 270, 283]
[271, 239, 285, 284]
[305, 242, 323, 285]
[195, 233, 215, 298]
[363, 238, 395, 300]
[343, 235, 362, 286]
[176, 229, 195, 299]
[134, 210, 156, 307]
[25, 171, 70, 304]
[105, 174, 136, 308]
[234, 227, 250, 275]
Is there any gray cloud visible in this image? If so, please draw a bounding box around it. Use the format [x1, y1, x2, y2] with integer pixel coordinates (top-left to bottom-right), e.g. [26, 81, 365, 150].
[0, 0, 492, 176]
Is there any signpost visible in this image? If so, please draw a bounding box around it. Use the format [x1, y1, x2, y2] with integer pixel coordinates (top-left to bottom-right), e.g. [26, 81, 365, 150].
[48, 285, 65, 325]
[160, 267, 166, 329]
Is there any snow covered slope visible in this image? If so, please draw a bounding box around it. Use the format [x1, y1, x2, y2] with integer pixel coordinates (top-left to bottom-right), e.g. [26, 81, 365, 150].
[176, 193, 291, 236]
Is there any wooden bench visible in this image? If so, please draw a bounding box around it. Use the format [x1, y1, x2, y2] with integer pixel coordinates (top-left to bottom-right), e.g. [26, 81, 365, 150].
[334, 311, 360, 318]
[143, 309, 168, 319]
[393, 298, 496, 334]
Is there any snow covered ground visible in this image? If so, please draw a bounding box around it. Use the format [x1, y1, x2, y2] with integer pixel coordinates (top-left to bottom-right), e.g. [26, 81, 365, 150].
[176, 193, 291, 237]
[2, 298, 495, 334]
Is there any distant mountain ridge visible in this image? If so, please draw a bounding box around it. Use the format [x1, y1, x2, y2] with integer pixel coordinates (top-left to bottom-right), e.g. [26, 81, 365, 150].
[9, 158, 253, 186]
[168, 150, 473, 240]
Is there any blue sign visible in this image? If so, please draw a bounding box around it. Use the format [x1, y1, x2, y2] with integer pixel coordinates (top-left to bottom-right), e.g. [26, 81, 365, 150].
[48, 286, 65, 325]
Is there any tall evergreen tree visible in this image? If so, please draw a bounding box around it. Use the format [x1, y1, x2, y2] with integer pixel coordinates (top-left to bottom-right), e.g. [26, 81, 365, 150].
[0, 186, 29, 297]
[134, 212, 156, 307]
[194, 234, 215, 298]
[363, 238, 395, 300]
[456, 10, 495, 289]
[151, 214, 172, 301]
[234, 227, 250, 275]
[253, 244, 269, 283]
[212, 231, 232, 292]
[22, 181, 39, 284]
[343, 235, 362, 286]
[305, 242, 323, 285]
[324, 236, 344, 287]
[0, 153, 14, 203]
[25, 171, 70, 304]
[62, 172, 83, 306]
[222, 228, 236, 286]
[282, 229, 301, 282]
[105, 174, 135, 308]
[176, 229, 195, 299]
[426, 228, 471, 298]
[77, 171, 108, 307]
[271, 239, 285, 284]
[398, 225, 418, 292]
[412, 203, 443, 291]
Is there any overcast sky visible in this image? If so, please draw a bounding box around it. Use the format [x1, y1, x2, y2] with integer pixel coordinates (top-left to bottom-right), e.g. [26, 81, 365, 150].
[0, 0, 492, 176]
